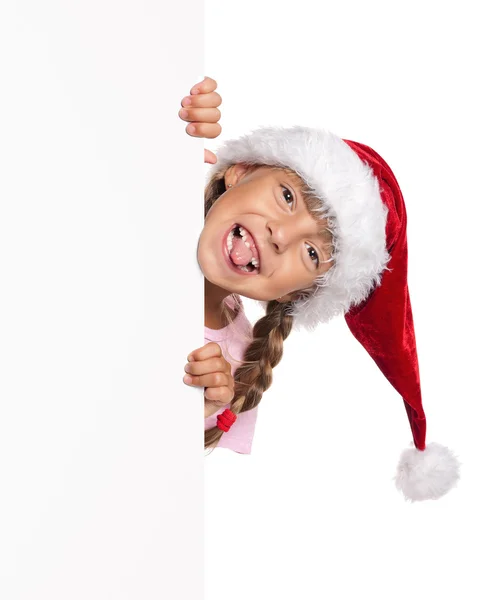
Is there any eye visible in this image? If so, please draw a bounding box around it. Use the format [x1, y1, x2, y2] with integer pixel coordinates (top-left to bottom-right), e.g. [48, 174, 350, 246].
[305, 243, 320, 268]
[281, 186, 295, 208]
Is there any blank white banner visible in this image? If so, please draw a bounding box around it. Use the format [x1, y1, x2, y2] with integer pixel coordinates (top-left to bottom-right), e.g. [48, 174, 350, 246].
[0, 2, 204, 599]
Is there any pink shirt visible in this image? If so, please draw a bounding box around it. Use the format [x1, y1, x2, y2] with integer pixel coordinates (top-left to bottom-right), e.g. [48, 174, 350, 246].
[203, 299, 258, 454]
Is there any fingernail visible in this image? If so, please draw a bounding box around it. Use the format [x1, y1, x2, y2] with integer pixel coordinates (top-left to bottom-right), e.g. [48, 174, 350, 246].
[183, 97, 192, 106]
[187, 354, 194, 361]
[191, 87, 200, 95]
[187, 125, 196, 134]
[183, 375, 192, 384]
[179, 109, 188, 118]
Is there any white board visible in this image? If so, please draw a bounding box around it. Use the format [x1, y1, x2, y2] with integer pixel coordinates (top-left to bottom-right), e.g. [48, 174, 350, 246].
[0, 2, 204, 598]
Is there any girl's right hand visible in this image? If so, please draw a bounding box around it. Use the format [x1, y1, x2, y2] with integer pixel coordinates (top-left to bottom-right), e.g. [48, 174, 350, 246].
[179, 76, 222, 164]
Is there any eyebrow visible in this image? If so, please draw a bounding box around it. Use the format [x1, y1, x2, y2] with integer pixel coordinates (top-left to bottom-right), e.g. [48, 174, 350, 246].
[317, 229, 333, 262]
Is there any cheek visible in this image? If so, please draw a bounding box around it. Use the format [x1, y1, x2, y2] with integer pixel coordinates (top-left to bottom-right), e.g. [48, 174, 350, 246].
[195, 233, 203, 259]
[196, 232, 211, 271]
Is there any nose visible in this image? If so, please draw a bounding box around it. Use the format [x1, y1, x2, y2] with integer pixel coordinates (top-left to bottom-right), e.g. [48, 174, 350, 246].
[267, 220, 297, 253]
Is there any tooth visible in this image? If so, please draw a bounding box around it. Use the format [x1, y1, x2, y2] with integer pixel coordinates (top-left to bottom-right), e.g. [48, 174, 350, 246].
[238, 226, 259, 266]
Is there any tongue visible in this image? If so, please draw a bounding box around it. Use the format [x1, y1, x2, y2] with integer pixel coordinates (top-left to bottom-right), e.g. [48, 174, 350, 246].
[230, 234, 253, 266]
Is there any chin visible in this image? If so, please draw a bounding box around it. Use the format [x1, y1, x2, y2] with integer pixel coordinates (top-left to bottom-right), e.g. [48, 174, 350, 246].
[231, 289, 273, 303]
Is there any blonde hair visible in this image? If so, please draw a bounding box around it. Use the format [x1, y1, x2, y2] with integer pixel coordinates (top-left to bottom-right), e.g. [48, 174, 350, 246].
[204, 163, 333, 451]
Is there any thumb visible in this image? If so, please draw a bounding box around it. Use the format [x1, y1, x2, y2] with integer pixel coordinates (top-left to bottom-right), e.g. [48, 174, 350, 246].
[204, 149, 217, 164]
[204, 398, 222, 419]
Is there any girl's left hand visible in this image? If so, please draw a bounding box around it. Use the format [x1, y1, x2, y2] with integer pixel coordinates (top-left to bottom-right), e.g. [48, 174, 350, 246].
[179, 76, 222, 164]
[183, 342, 235, 419]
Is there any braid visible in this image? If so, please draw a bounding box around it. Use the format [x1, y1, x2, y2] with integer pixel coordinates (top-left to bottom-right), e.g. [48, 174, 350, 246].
[204, 299, 293, 450]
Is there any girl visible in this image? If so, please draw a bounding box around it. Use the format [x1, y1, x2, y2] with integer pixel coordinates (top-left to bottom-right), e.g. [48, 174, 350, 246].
[179, 77, 460, 502]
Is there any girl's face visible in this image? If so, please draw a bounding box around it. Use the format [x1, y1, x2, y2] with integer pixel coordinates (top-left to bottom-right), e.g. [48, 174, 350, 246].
[197, 164, 333, 303]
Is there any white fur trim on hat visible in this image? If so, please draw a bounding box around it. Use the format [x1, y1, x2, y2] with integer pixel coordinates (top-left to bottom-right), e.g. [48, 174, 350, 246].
[394, 442, 461, 502]
[208, 125, 390, 331]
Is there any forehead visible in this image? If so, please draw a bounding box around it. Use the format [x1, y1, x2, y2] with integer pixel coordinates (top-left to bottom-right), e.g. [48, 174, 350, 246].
[272, 168, 303, 186]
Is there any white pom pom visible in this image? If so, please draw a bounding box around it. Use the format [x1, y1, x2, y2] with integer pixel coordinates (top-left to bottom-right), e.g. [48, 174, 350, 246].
[394, 442, 461, 502]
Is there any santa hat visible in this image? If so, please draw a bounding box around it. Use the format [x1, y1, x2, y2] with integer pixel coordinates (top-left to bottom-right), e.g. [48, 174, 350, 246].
[207, 125, 461, 502]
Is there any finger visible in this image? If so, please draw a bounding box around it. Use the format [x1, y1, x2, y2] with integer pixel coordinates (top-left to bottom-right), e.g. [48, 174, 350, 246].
[204, 385, 234, 404]
[185, 356, 230, 376]
[190, 76, 217, 95]
[185, 122, 222, 139]
[204, 149, 217, 164]
[187, 342, 222, 363]
[181, 91, 222, 109]
[178, 107, 221, 124]
[183, 371, 230, 389]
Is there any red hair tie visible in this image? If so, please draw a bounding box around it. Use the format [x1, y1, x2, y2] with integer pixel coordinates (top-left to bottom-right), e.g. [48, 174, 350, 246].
[217, 408, 237, 432]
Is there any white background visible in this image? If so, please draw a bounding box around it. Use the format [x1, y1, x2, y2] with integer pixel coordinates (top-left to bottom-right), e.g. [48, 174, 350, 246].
[204, 1, 492, 599]
[0, 2, 204, 598]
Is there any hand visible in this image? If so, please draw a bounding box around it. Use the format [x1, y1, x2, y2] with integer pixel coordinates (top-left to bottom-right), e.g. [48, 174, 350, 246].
[179, 76, 222, 164]
[183, 342, 235, 419]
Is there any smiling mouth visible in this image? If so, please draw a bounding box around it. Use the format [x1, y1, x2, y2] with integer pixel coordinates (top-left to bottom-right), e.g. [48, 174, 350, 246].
[225, 224, 261, 274]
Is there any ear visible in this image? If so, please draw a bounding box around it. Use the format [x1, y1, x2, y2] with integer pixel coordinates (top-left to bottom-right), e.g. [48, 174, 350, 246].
[279, 292, 301, 303]
[224, 163, 255, 187]
[281, 286, 315, 303]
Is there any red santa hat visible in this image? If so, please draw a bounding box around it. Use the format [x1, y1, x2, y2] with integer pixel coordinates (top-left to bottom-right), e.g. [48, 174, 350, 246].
[207, 125, 461, 502]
